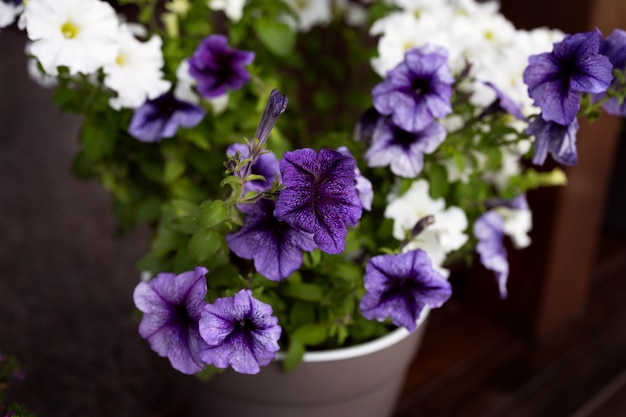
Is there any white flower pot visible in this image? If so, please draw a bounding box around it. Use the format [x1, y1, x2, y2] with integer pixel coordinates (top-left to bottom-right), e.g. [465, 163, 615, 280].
[183, 308, 430, 417]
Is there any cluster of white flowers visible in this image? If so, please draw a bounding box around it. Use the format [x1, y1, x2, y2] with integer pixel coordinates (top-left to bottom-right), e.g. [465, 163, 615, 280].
[371, 0, 564, 115]
[16, 0, 171, 110]
[372, 0, 550, 272]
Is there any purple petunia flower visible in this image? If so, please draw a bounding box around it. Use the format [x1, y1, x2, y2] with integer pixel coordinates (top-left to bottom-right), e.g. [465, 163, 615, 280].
[188, 34, 255, 99]
[337, 146, 373, 211]
[523, 29, 612, 125]
[526, 116, 580, 166]
[353, 107, 381, 144]
[225, 198, 317, 281]
[594, 29, 626, 116]
[199, 289, 282, 374]
[359, 249, 452, 332]
[227, 143, 281, 195]
[274, 148, 363, 254]
[365, 117, 446, 178]
[133, 267, 210, 374]
[474, 211, 509, 298]
[128, 93, 205, 143]
[372, 45, 454, 133]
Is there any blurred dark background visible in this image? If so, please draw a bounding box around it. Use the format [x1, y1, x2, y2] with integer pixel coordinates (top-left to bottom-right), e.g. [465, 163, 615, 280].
[1, 1, 626, 416]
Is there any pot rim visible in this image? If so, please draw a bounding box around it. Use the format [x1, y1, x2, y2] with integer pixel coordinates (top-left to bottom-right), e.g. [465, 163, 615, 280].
[275, 307, 430, 363]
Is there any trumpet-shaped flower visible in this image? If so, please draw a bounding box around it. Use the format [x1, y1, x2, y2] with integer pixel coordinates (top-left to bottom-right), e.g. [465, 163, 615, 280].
[365, 117, 446, 178]
[23, 0, 119, 75]
[128, 93, 205, 143]
[133, 267, 210, 374]
[474, 211, 509, 298]
[526, 116, 579, 166]
[274, 148, 363, 254]
[103, 25, 171, 110]
[359, 249, 452, 332]
[226, 199, 317, 281]
[188, 34, 254, 99]
[595, 29, 626, 116]
[208, 0, 247, 22]
[372, 45, 454, 133]
[199, 289, 281, 374]
[523, 29, 612, 125]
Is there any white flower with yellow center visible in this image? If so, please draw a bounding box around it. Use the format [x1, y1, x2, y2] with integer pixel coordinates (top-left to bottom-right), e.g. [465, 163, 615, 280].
[23, 0, 119, 75]
[103, 25, 171, 110]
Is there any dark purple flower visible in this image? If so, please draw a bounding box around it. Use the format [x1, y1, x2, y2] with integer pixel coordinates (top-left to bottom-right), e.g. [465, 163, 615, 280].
[474, 211, 509, 298]
[365, 117, 446, 178]
[594, 29, 626, 116]
[523, 29, 612, 125]
[188, 34, 254, 99]
[274, 148, 363, 254]
[482, 81, 526, 120]
[133, 267, 210, 374]
[526, 116, 579, 166]
[372, 45, 454, 133]
[227, 143, 281, 195]
[199, 289, 281, 374]
[359, 249, 452, 332]
[337, 146, 373, 211]
[353, 107, 381, 144]
[253, 89, 288, 144]
[128, 93, 205, 143]
[226, 198, 316, 281]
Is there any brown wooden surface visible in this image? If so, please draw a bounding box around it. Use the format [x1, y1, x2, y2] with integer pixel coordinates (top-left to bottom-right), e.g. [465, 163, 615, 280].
[396, 231, 626, 417]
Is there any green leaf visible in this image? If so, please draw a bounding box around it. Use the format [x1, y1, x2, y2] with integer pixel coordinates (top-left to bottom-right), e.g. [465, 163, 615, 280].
[291, 324, 328, 346]
[289, 301, 315, 328]
[198, 200, 231, 229]
[453, 152, 466, 174]
[188, 228, 222, 263]
[253, 20, 295, 56]
[429, 164, 449, 199]
[281, 283, 324, 302]
[80, 118, 116, 160]
[170, 215, 198, 234]
[164, 158, 186, 184]
[485, 147, 503, 170]
[282, 340, 305, 373]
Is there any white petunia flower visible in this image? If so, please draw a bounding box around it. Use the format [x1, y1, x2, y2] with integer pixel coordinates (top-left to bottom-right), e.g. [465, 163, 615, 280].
[496, 206, 532, 249]
[282, 0, 332, 32]
[385, 179, 468, 276]
[25, 42, 57, 88]
[0, 2, 23, 28]
[208, 0, 247, 22]
[103, 25, 171, 110]
[23, 0, 119, 75]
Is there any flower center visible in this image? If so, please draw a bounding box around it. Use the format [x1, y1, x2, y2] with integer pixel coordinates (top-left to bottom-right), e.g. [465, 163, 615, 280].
[411, 77, 431, 96]
[116, 54, 126, 66]
[60, 22, 78, 39]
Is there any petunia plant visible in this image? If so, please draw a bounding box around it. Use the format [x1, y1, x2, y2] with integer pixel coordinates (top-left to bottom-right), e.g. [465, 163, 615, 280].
[7, 0, 626, 376]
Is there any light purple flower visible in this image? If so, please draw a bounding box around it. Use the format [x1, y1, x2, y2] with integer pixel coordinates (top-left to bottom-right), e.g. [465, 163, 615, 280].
[486, 194, 529, 211]
[372, 45, 454, 133]
[133, 267, 209, 374]
[523, 29, 612, 125]
[128, 93, 205, 143]
[199, 289, 281, 374]
[226, 198, 317, 281]
[365, 117, 446, 178]
[526, 116, 579, 166]
[359, 250, 452, 332]
[337, 146, 373, 211]
[188, 34, 255, 99]
[227, 143, 281, 195]
[274, 148, 363, 254]
[474, 211, 509, 298]
[594, 29, 626, 116]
